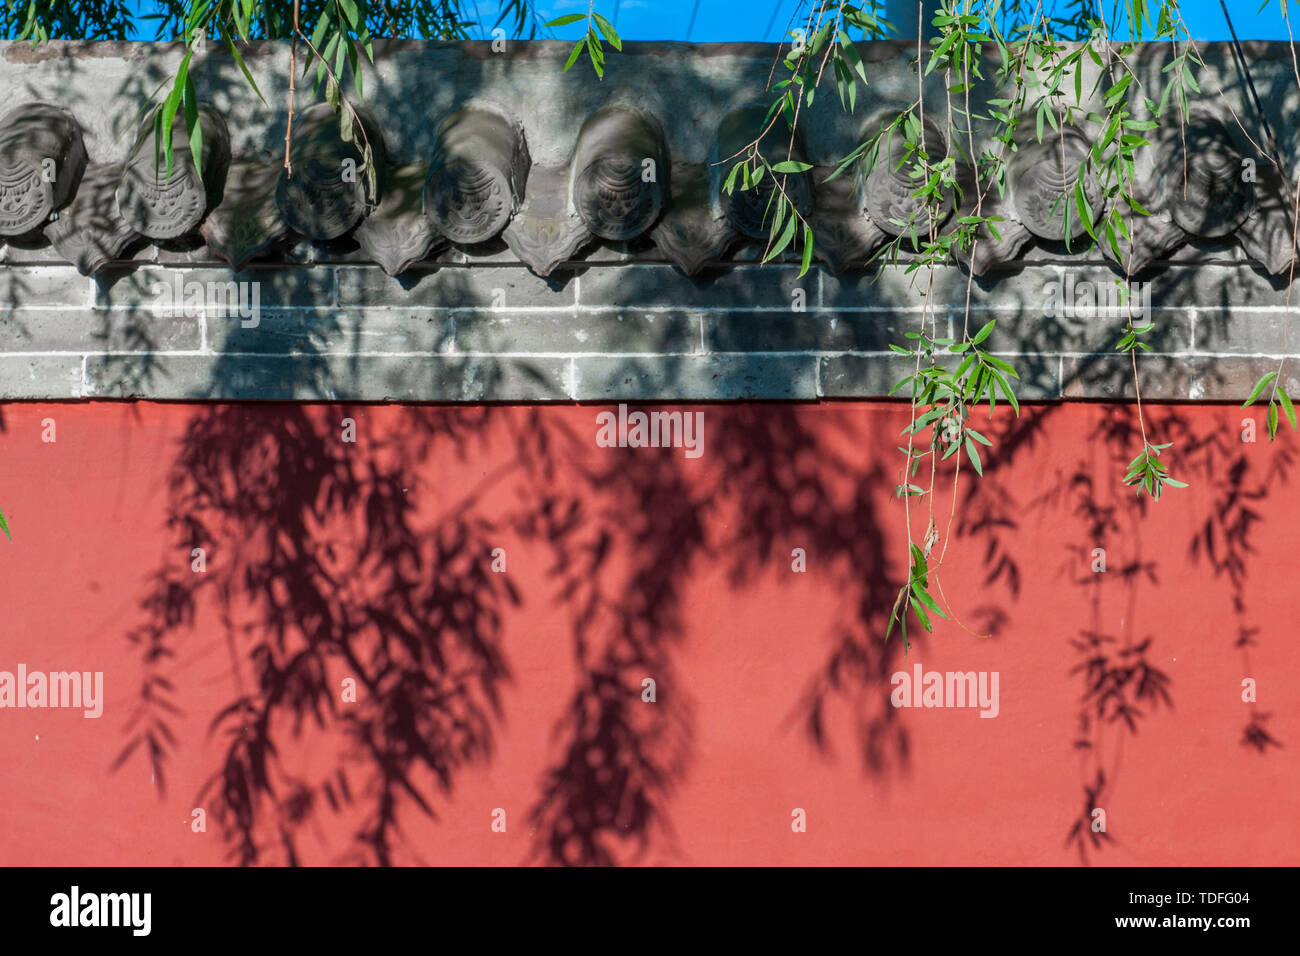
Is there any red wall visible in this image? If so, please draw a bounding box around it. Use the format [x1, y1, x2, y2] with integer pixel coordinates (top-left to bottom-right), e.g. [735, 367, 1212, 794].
[0, 400, 1295, 866]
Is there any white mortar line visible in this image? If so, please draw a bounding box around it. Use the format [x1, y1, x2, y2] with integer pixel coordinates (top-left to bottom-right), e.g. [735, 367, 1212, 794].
[9, 348, 1300, 359]
[56, 301, 1300, 315]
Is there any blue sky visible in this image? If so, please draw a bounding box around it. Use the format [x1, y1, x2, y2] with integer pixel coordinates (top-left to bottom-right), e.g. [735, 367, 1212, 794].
[521, 0, 1300, 41]
[116, 0, 1300, 41]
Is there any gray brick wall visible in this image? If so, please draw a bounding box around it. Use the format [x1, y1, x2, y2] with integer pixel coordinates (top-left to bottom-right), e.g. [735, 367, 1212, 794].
[2, 39, 1297, 404]
[3, 259, 1300, 401]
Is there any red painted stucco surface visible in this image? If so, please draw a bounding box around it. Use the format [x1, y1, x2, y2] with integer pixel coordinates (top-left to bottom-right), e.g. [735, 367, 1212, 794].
[0, 400, 1295, 866]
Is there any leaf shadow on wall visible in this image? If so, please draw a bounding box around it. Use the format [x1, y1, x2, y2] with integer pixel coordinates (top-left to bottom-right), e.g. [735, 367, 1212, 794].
[968, 402, 1289, 864]
[113, 354, 953, 866]
[112, 378, 1293, 866]
[104, 272, 932, 866]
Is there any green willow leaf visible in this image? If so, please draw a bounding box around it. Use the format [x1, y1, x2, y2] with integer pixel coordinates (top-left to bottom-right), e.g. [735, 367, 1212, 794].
[1242, 371, 1277, 408]
[965, 435, 983, 475]
[220, 25, 266, 105]
[764, 214, 797, 262]
[911, 593, 932, 632]
[563, 37, 586, 71]
[799, 222, 814, 276]
[911, 582, 948, 620]
[592, 13, 622, 50]
[182, 72, 202, 182]
[1279, 385, 1298, 431]
[160, 50, 192, 183]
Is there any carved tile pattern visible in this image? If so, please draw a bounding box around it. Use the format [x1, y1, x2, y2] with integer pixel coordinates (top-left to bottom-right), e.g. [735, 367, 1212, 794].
[0, 103, 87, 236]
[355, 163, 441, 275]
[44, 163, 139, 274]
[503, 165, 591, 276]
[117, 107, 230, 240]
[200, 160, 288, 270]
